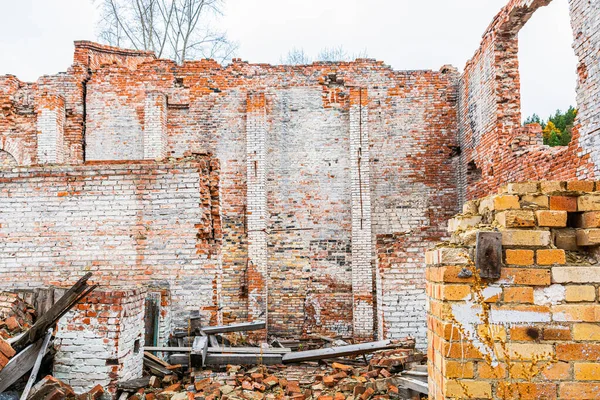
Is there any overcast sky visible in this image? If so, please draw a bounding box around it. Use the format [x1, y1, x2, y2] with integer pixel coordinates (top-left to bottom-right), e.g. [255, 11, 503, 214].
[0, 0, 576, 121]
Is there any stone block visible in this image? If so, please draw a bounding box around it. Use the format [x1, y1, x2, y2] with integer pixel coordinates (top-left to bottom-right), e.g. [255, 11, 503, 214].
[462, 200, 479, 215]
[575, 211, 600, 228]
[579, 195, 600, 212]
[550, 196, 578, 211]
[505, 249, 534, 266]
[540, 181, 565, 194]
[575, 363, 600, 380]
[479, 195, 520, 213]
[577, 229, 600, 246]
[501, 268, 551, 286]
[501, 229, 551, 247]
[536, 210, 567, 227]
[552, 267, 600, 283]
[573, 324, 600, 341]
[566, 286, 596, 302]
[521, 194, 549, 208]
[495, 210, 535, 228]
[554, 229, 579, 251]
[567, 181, 595, 192]
[553, 304, 600, 322]
[447, 215, 482, 232]
[537, 249, 566, 265]
[444, 380, 491, 399]
[503, 287, 534, 303]
[560, 382, 600, 399]
[505, 182, 539, 194]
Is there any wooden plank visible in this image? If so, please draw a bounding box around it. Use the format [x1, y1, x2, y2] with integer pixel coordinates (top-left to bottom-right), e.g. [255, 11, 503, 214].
[282, 340, 400, 363]
[0, 338, 48, 392]
[19, 329, 53, 400]
[117, 376, 151, 392]
[397, 376, 428, 395]
[190, 336, 208, 368]
[145, 346, 292, 354]
[12, 273, 93, 352]
[204, 353, 282, 366]
[476, 231, 502, 279]
[144, 351, 171, 368]
[201, 321, 266, 335]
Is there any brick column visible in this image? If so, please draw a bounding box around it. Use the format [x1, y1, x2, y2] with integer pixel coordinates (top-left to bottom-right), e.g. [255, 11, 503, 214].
[427, 181, 600, 399]
[143, 91, 167, 159]
[350, 87, 374, 340]
[246, 92, 268, 327]
[54, 287, 145, 395]
[36, 93, 65, 164]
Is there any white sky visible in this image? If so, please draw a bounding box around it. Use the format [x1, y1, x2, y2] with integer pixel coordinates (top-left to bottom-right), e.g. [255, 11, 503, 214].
[0, 0, 577, 121]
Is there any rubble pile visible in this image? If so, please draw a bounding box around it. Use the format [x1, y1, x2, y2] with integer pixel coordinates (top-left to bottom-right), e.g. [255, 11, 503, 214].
[0, 292, 36, 339]
[116, 348, 425, 400]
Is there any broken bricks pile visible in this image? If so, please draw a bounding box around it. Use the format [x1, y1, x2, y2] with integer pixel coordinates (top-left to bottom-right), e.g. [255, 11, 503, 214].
[120, 350, 424, 400]
[0, 293, 36, 370]
[0, 292, 36, 339]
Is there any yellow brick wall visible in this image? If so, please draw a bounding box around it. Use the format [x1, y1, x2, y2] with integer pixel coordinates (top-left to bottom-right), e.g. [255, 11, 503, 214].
[427, 181, 600, 399]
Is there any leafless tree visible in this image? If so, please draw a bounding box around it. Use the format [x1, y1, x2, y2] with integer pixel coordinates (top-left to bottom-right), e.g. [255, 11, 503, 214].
[280, 46, 369, 65]
[95, 0, 238, 64]
[279, 47, 312, 65]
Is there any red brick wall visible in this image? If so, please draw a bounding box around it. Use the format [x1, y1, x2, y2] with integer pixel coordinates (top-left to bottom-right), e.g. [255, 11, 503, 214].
[0, 156, 221, 328]
[457, 0, 596, 202]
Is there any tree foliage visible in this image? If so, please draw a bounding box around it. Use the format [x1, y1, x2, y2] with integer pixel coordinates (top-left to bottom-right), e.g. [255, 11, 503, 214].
[95, 0, 238, 64]
[523, 106, 577, 147]
[280, 46, 369, 65]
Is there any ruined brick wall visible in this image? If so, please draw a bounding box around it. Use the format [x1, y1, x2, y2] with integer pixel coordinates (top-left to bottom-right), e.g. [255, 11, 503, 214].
[457, 0, 597, 202]
[0, 156, 221, 328]
[570, 0, 600, 178]
[427, 181, 600, 399]
[54, 288, 146, 395]
[67, 47, 459, 341]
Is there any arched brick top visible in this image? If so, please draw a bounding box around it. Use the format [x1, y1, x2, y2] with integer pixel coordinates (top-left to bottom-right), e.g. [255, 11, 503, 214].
[0, 136, 28, 166]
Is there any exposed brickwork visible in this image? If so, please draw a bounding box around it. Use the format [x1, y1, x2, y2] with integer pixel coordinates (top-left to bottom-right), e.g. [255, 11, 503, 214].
[457, 0, 597, 202]
[54, 288, 145, 395]
[1, 0, 599, 345]
[0, 156, 221, 328]
[427, 181, 600, 399]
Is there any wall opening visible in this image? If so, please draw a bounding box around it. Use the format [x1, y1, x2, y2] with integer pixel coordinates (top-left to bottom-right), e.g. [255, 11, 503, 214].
[0, 149, 17, 168]
[519, 0, 578, 147]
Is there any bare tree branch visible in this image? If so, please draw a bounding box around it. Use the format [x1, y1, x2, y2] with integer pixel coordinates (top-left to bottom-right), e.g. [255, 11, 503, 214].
[95, 0, 236, 64]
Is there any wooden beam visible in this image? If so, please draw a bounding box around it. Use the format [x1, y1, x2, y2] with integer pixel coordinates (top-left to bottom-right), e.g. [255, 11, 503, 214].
[204, 353, 282, 366]
[20, 329, 53, 400]
[397, 376, 428, 395]
[282, 340, 402, 363]
[117, 377, 152, 392]
[191, 336, 208, 368]
[201, 321, 266, 335]
[12, 273, 94, 352]
[145, 346, 292, 354]
[0, 338, 49, 392]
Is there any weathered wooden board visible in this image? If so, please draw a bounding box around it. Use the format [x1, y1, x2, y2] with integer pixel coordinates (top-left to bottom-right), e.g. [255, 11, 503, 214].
[476, 231, 502, 279]
[145, 346, 292, 354]
[201, 322, 266, 335]
[117, 376, 152, 392]
[204, 353, 282, 366]
[190, 336, 208, 367]
[397, 376, 428, 395]
[0, 338, 48, 392]
[282, 340, 400, 363]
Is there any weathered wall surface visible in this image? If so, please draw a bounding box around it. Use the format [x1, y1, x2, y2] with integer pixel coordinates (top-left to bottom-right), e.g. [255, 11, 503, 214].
[428, 181, 600, 399]
[36, 47, 457, 341]
[0, 156, 221, 328]
[457, 0, 597, 202]
[54, 288, 146, 395]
